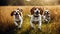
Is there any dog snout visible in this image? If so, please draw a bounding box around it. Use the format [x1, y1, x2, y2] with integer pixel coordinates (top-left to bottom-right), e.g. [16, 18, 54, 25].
[16, 12, 19, 15]
[47, 12, 49, 14]
[36, 11, 39, 14]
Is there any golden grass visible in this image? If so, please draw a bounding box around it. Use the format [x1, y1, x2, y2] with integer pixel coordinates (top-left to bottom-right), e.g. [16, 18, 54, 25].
[0, 6, 60, 34]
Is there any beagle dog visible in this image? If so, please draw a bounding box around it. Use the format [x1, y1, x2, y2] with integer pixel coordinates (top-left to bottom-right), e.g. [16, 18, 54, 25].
[27, 7, 43, 30]
[42, 9, 51, 24]
[11, 8, 23, 28]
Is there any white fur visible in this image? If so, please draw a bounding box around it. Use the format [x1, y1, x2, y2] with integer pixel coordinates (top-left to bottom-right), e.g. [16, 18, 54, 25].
[27, 9, 42, 29]
[43, 10, 50, 23]
[13, 10, 23, 28]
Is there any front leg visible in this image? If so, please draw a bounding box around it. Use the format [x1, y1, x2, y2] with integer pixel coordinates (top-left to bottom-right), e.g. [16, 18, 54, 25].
[30, 15, 34, 29]
[14, 21, 18, 27]
[38, 14, 42, 30]
[27, 14, 34, 29]
[30, 20, 34, 29]
[13, 15, 18, 26]
[18, 15, 23, 28]
[38, 21, 42, 30]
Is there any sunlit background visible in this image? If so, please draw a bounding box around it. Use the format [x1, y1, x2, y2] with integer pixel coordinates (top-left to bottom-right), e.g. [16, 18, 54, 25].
[0, 6, 60, 34]
[0, 0, 60, 6]
[0, 0, 60, 34]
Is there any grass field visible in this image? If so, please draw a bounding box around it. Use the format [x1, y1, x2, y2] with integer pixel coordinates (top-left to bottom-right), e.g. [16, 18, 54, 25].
[0, 6, 60, 34]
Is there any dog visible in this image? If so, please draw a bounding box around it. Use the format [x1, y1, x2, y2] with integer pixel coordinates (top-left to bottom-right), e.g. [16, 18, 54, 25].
[27, 7, 43, 30]
[42, 9, 51, 24]
[11, 8, 23, 29]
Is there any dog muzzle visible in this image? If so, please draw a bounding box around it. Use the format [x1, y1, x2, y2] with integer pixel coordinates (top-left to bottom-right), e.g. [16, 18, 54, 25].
[34, 11, 39, 17]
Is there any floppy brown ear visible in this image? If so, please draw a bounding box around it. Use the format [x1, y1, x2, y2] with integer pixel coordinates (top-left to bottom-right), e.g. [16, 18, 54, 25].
[21, 9, 23, 12]
[19, 9, 23, 12]
[38, 8, 43, 15]
[11, 11, 15, 16]
[30, 7, 36, 15]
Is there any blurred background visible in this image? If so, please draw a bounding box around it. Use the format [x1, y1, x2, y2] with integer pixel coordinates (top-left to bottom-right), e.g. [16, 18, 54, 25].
[0, 0, 60, 34]
[0, 6, 60, 34]
[0, 0, 60, 6]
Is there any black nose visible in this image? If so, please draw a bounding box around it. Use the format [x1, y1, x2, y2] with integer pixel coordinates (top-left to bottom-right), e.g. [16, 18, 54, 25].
[47, 12, 49, 14]
[16, 13, 18, 15]
[36, 11, 39, 14]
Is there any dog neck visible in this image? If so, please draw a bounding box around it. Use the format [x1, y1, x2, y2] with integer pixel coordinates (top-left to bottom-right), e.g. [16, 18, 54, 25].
[33, 14, 39, 17]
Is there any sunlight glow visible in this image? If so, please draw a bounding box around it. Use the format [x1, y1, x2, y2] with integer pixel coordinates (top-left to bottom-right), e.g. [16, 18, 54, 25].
[43, 0, 53, 2]
[26, 0, 31, 1]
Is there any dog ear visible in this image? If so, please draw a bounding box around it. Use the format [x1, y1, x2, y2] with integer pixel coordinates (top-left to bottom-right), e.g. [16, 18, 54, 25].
[30, 7, 36, 15]
[19, 9, 23, 12]
[11, 11, 15, 16]
[21, 9, 23, 12]
[38, 8, 43, 15]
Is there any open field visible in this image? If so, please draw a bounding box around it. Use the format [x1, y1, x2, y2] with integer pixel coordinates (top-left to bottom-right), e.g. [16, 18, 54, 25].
[0, 6, 60, 34]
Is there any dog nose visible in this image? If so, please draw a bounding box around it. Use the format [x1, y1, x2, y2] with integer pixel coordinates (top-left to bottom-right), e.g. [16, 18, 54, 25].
[36, 11, 39, 13]
[16, 13, 18, 15]
[37, 11, 38, 12]
[47, 12, 49, 14]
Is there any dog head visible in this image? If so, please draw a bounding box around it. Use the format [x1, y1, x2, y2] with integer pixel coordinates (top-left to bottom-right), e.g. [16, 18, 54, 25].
[30, 7, 43, 15]
[11, 8, 23, 16]
[34, 8, 40, 15]
[17, 8, 23, 12]
[44, 10, 50, 15]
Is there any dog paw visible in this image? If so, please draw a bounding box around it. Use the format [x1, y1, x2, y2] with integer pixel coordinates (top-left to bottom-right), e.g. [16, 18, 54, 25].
[38, 28, 42, 32]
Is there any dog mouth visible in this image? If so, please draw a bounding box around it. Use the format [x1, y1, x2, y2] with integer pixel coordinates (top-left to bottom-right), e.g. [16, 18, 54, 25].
[33, 11, 39, 17]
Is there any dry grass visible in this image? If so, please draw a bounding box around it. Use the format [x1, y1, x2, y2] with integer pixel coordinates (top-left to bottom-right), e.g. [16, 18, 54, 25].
[0, 6, 60, 34]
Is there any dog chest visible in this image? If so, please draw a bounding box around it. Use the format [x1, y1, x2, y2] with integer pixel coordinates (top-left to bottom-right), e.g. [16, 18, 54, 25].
[15, 15, 21, 21]
[33, 17, 40, 21]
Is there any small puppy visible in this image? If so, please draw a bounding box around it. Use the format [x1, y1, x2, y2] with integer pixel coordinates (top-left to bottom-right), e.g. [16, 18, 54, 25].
[11, 8, 23, 28]
[42, 10, 51, 24]
[27, 7, 43, 30]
